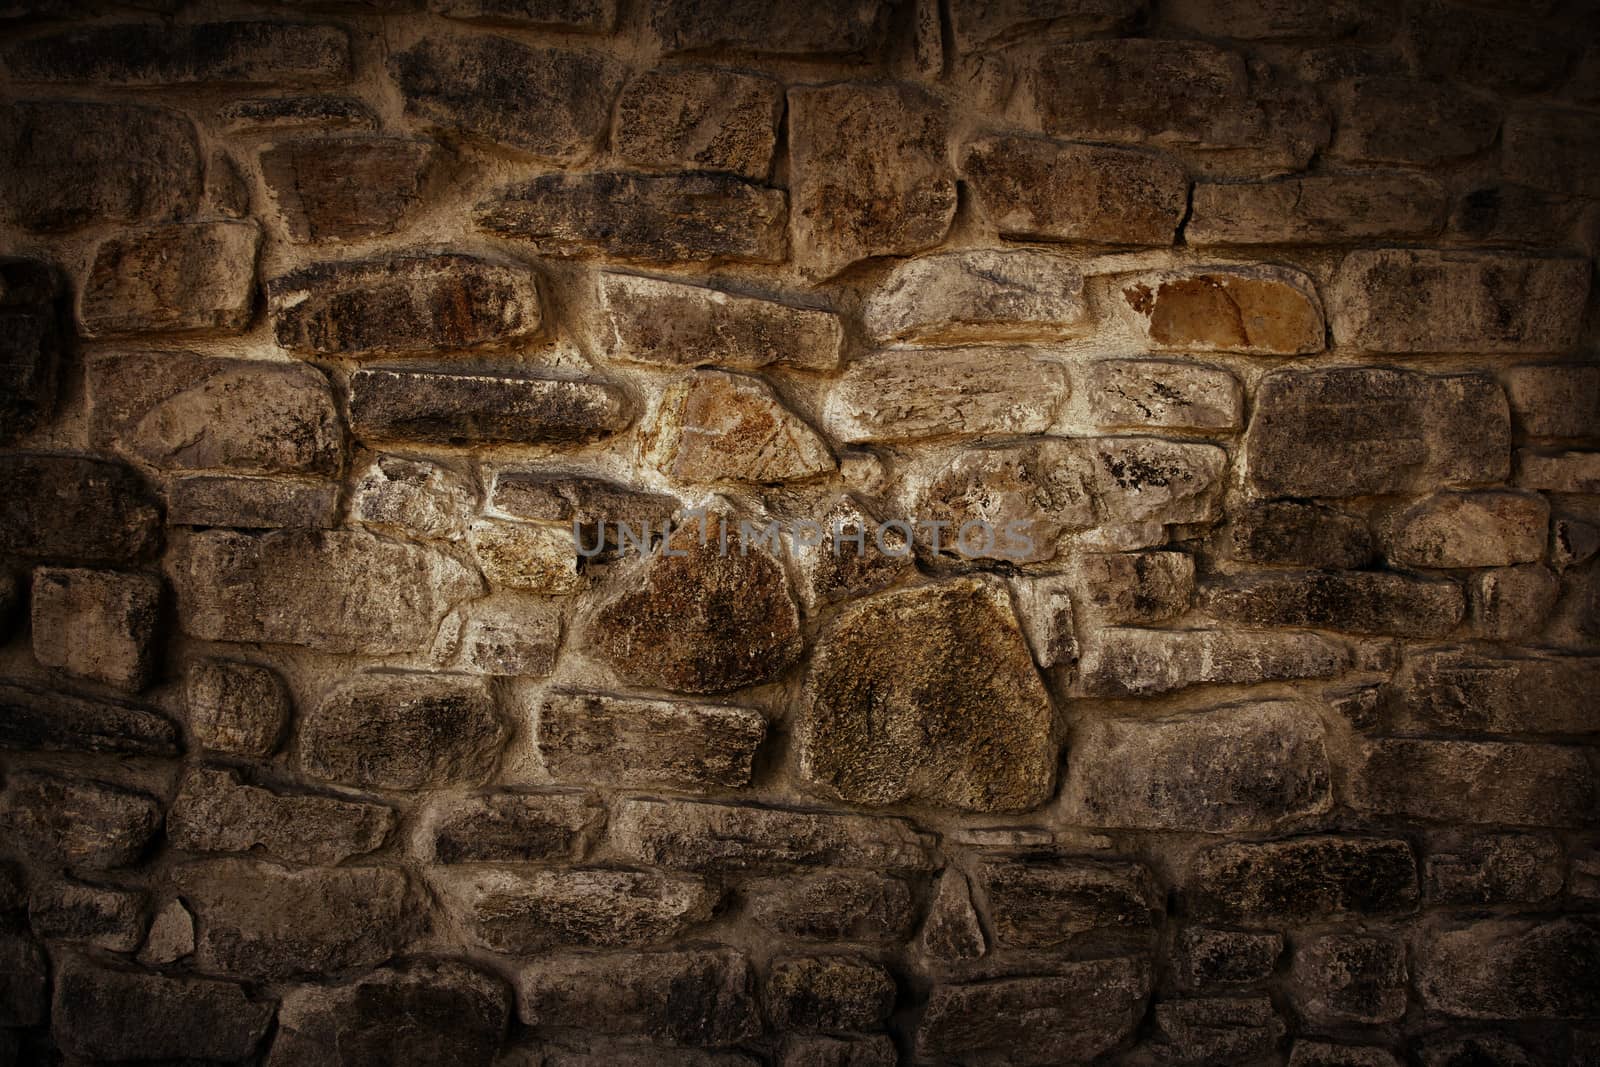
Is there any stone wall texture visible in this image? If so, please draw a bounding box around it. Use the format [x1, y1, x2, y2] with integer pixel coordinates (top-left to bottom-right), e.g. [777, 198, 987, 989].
[1, 0, 1599, 1063]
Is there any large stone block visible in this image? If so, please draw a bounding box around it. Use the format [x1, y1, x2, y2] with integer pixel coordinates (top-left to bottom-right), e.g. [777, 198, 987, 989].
[176, 860, 412, 980]
[1202, 570, 1465, 638]
[0, 258, 65, 444]
[1076, 627, 1347, 697]
[1404, 0, 1572, 94]
[538, 688, 766, 791]
[977, 857, 1161, 948]
[614, 67, 782, 180]
[1516, 448, 1600, 493]
[1467, 563, 1560, 641]
[52, 957, 273, 1063]
[798, 578, 1056, 812]
[29, 878, 146, 952]
[1243, 368, 1510, 497]
[468, 519, 583, 594]
[1186, 836, 1419, 922]
[647, 370, 835, 485]
[863, 249, 1088, 344]
[1187, 174, 1447, 245]
[0, 453, 160, 564]
[0, 100, 201, 232]
[517, 949, 759, 1046]
[1114, 264, 1325, 355]
[1391, 648, 1599, 735]
[1069, 552, 1195, 624]
[167, 528, 481, 653]
[477, 171, 787, 263]
[1329, 78, 1499, 165]
[1290, 934, 1407, 1025]
[351, 367, 631, 445]
[1082, 360, 1242, 432]
[1330, 249, 1589, 354]
[599, 272, 842, 371]
[748, 871, 914, 942]
[826, 347, 1068, 443]
[0, 770, 161, 870]
[1352, 739, 1597, 827]
[300, 673, 506, 790]
[167, 767, 393, 866]
[31, 566, 161, 692]
[1415, 919, 1600, 1019]
[5, 21, 349, 85]
[1173, 926, 1282, 990]
[788, 82, 955, 277]
[79, 221, 258, 337]
[651, 0, 890, 57]
[391, 34, 622, 161]
[88, 351, 341, 475]
[427, 791, 602, 864]
[441, 592, 564, 677]
[268, 253, 541, 357]
[1423, 832, 1563, 906]
[1063, 702, 1332, 832]
[267, 961, 510, 1067]
[260, 136, 435, 241]
[765, 955, 895, 1033]
[0, 682, 178, 757]
[185, 659, 290, 757]
[1146, 996, 1285, 1064]
[1502, 106, 1600, 197]
[961, 135, 1187, 246]
[1504, 363, 1600, 440]
[1226, 501, 1374, 569]
[949, 0, 1145, 52]
[219, 94, 376, 134]
[607, 797, 935, 873]
[1384, 490, 1547, 568]
[919, 869, 986, 963]
[167, 474, 339, 530]
[354, 455, 475, 539]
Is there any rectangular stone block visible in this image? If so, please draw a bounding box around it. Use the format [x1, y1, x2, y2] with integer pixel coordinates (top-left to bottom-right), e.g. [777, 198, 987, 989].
[538, 689, 766, 791]
[167, 475, 338, 529]
[0, 683, 178, 757]
[167, 767, 393, 866]
[1516, 448, 1600, 493]
[1186, 836, 1419, 922]
[1502, 106, 1600, 197]
[1187, 174, 1447, 244]
[52, 957, 273, 1063]
[1077, 627, 1348, 697]
[614, 67, 781, 180]
[516, 949, 758, 1046]
[1354, 739, 1597, 827]
[426, 791, 601, 864]
[31, 567, 162, 692]
[1504, 363, 1600, 441]
[5, 22, 349, 85]
[80, 221, 259, 338]
[1393, 648, 1599, 735]
[651, 0, 890, 57]
[826, 347, 1067, 443]
[260, 136, 435, 241]
[977, 857, 1160, 947]
[1416, 919, 1600, 1019]
[1203, 570, 1465, 638]
[349, 368, 631, 445]
[1081, 360, 1242, 432]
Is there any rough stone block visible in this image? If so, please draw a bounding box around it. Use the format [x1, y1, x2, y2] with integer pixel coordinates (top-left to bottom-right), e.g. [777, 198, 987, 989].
[1405, 0, 1573, 93]
[766, 956, 895, 1033]
[1290, 1042, 1402, 1067]
[538, 688, 766, 791]
[185, 659, 289, 757]
[1186, 836, 1419, 922]
[1516, 448, 1600, 492]
[300, 673, 505, 790]
[1331, 249, 1589, 354]
[441, 592, 564, 677]
[961, 135, 1187, 245]
[353, 455, 474, 539]
[827, 347, 1068, 443]
[219, 94, 375, 134]
[1290, 934, 1407, 1025]
[1391, 648, 1598, 735]
[167, 767, 393, 866]
[468, 519, 582, 594]
[1187, 173, 1447, 244]
[517, 949, 759, 1046]
[1115, 264, 1325, 355]
[748, 871, 914, 943]
[614, 67, 782, 179]
[1468, 564, 1559, 641]
[790, 496, 918, 612]
[1244, 368, 1511, 497]
[919, 869, 986, 963]
[428, 791, 601, 864]
[31, 567, 161, 692]
[651, 0, 890, 57]
[1502, 107, 1600, 197]
[949, 0, 1145, 52]
[79, 221, 258, 337]
[391, 34, 622, 161]
[88, 352, 341, 476]
[863, 249, 1089, 344]
[1146, 996, 1285, 1064]
[1352, 739, 1597, 827]
[351, 367, 631, 445]
[1077, 627, 1347, 697]
[1424, 832, 1563, 906]
[167, 528, 481, 653]
[788, 81, 955, 277]
[0, 100, 201, 232]
[1227, 502, 1374, 569]
[1203, 570, 1465, 637]
[647, 369, 835, 485]
[1082, 360, 1242, 432]
[139, 899, 195, 966]
[779, 1035, 897, 1067]
[1069, 552, 1195, 624]
[52, 957, 273, 1063]
[5, 21, 350, 85]
[0, 257, 64, 444]
[1174, 927, 1282, 990]
[0, 682, 178, 757]
[0, 453, 161, 564]
[0, 770, 161, 871]
[1329, 77, 1499, 165]
[268, 253, 541, 357]
[1504, 363, 1600, 440]
[29, 878, 145, 951]
[1448, 182, 1582, 248]
[1415, 919, 1600, 1019]
[1008, 572, 1078, 669]
[599, 272, 842, 371]
[978, 857, 1160, 947]
[167, 474, 339, 529]
[477, 171, 787, 263]
[260, 136, 435, 241]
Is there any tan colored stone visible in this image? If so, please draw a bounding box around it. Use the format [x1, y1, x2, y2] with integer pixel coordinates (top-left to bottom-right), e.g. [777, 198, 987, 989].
[31, 567, 161, 692]
[1353, 739, 1597, 827]
[468, 519, 583, 594]
[352, 455, 474, 539]
[1068, 551, 1195, 624]
[1516, 449, 1600, 493]
[919, 870, 986, 963]
[1392, 648, 1598, 735]
[1117, 265, 1324, 355]
[1204, 570, 1465, 638]
[537, 688, 766, 790]
[1078, 627, 1347, 697]
[789, 496, 917, 611]
[185, 659, 290, 757]
[863, 249, 1088, 343]
[1504, 363, 1600, 440]
[260, 136, 434, 241]
[648, 370, 834, 485]
[1468, 565, 1559, 641]
[167, 767, 393, 866]
[166, 475, 339, 530]
[1083, 360, 1242, 431]
[826, 347, 1067, 443]
[1329, 77, 1500, 165]
[442, 592, 563, 678]
[80, 221, 258, 337]
[350, 368, 631, 445]
[1385, 491, 1548, 568]
[1187, 174, 1447, 245]
[614, 67, 782, 180]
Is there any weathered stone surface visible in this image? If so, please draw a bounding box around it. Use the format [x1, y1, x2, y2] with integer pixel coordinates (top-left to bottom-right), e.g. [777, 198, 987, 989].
[1290, 1042, 1402, 1067]
[168, 474, 339, 529]
[1392, 648, 1599, 735]
[765, 956, 894, 1032]
[1331, 250, 1589, 354]
[1330, 78, 1499, 165]
[779, 1035, 896, 1067]
[599, 273, 841, 371]
[864, 249, 1088, 344]
[919, 870, 986, 963]
[517, 949, 759, 1046]
[261, 137, 434, 241]
[1502, 107, 1600, 197]
[1416, 1035, 1538, 1067]
[1415, 919, 1600, 1019]
[1065, 702, 1331, 832]
[648, 370, 835, 485]
[268, 960, 510, 1067]
[1553, 515, 1600, 570]
[1290, 934, 1406, 1025]
[31, 567, 161, 692]
[544, 1044, 763, 1067]
[538, 689, 765, 791]
[268, 253, 541, 357]
[168, 528, 481, 653]
[185, 659, 289, 757]
[0, 258, 64, 444]
[29, 878, 144, 951]
[607, 798, 934, 873]
[961, 135, 1187, 246]
[1468, 564, 1559, 641]
[949, 0, 1144, 51]
[1082, 360, 1241, 432]
[1116, 265, 1325, 355]
[492, 468, 678, 537]
[438, 867, 716, 953]
[587, 517, 802, 693]
[1516, 448, 1600, 493]
[1227, 501, 1374, 569]
[1186, 836, 1419, 922]
[351, 367, 631, 445]
[615, 67, 781, 180]
[468, 519, 582, 594]
[139, 899, 195, 965]
[0, 771, 161, 870]
[1077, 627, 1347, 697]
[219, 94, 376, 133]
[1008, 573, 1078, 669]
[1504, 363, 1600, 440]
[827, 347, 1068, 443]
[391, 35, 622, 160]
[1203, 570, 1465, 637]
[1147, 995, 1285, 1063]
[0, 100, 201, 231]
[915, 957, 1151, 1065]
[168, 767, 393, 865]
[749, 871, 914, 943]
[978, 857, 1160, 947]
[300, 673, 505, 790]
[89, 352, 340, 476]
[0, 935, 46, 1026]
[80, 221, 259, 337]
[1187, 173, 1447, 244]
[1405, 0, 1572, 93]
[428, 791, 601, 864]
[1246, 368, 1511, 497]
[1424, 832, 1563, 906]
[799, 578, 1055, 813]
[1070, 552, 1195, 624]
[5, 21, 350, 85]
[175, 859, 411, 980]
[1165, 0, 1385, 38]
[1174, 927, 1282, 990]
[429, 0, 617, 29]
[788, 82, 955, 277]
[52, 957, 273, 1063]
[477, 172, 787, 263]
[1353, 739, 1597, 827]
[354, 455, 474, 539]
[441, 592, 564, 677]
[0, 453, 161, 564]
[1449, 182, 1582, 248]
[651, 0, 889, 57]
[0, 682, 179, 756]
[791, 496, 918, 612]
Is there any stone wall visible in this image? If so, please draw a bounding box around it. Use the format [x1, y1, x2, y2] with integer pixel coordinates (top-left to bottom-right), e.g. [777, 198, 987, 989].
[1, 0, 1598, 1063]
